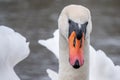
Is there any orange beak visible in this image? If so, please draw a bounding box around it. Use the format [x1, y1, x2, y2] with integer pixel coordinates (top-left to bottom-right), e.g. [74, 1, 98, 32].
[68, 31, 85, 69]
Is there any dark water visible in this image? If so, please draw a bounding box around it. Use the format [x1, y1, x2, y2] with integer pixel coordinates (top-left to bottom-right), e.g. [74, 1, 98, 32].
[0, 0, 119, 80]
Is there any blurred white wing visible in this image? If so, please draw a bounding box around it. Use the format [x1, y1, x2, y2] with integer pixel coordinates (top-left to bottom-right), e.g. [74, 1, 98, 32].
[90, 46, 120, 80]
[0, 25, 30, 80]
[46, 69, 58, 80]
[38, 29, 59, 59]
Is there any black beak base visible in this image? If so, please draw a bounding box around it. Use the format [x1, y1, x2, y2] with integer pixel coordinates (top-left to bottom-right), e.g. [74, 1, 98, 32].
[68, 19, 88, 40]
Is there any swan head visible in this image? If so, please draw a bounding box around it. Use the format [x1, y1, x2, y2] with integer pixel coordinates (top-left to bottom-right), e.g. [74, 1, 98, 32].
[58, 5, 92, 69]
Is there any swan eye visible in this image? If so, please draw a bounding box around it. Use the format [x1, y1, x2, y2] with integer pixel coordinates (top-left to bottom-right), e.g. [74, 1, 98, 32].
[68, 20, 72, 24]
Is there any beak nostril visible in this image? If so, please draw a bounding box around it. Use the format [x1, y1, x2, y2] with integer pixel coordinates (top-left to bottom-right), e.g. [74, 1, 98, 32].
[73, 37, 76, 47]
[73, 60, 80, 69]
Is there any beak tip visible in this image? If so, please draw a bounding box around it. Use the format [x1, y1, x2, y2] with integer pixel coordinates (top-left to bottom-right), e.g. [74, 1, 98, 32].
[71, 59, 84, 69]
[72, 60, 80, 69]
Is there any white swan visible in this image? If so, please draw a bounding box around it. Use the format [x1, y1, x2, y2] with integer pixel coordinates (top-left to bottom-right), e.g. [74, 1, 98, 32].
[0, 25, 30, 80]
[39, 5, 120, 80]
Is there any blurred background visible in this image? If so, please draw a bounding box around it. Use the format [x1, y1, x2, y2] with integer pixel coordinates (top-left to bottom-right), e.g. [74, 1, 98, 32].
[0, 0, 119, 80]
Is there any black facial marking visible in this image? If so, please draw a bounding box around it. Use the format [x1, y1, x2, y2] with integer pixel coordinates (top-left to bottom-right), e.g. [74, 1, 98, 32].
[68, 20, 72, 24]
[76, 29, 82, 40]
[81, 22, 88, 36]
[68, 19, 88, 40]
[68, 19, 78, 37]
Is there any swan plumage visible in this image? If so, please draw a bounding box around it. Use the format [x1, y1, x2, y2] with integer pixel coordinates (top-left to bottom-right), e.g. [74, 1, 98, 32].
[0, 25, 30, 80]
[39, 29, 120, 80]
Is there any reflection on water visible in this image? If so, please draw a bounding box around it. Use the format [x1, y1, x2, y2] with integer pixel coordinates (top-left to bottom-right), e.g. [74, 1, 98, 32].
[0, 0, 119, 80]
